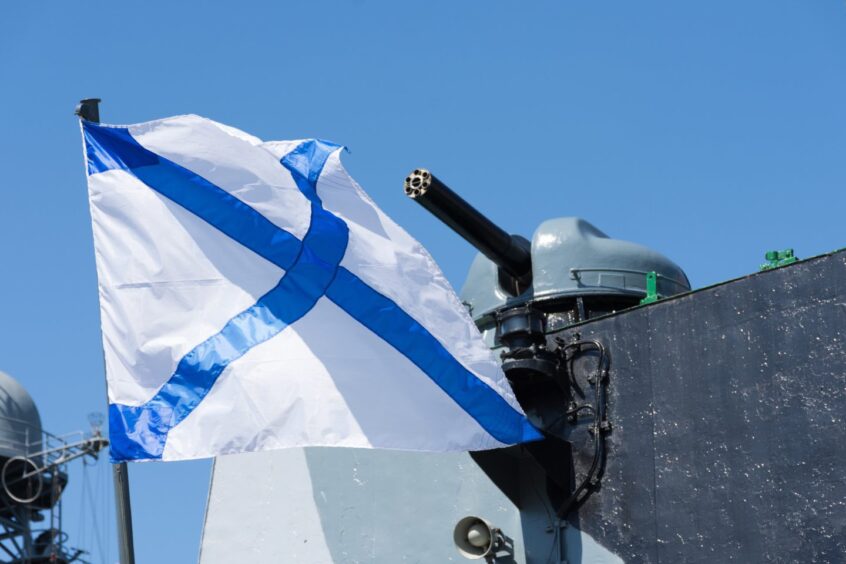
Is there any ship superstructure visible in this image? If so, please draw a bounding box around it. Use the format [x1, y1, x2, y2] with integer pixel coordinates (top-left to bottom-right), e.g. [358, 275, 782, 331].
[199, 171, 846, 562]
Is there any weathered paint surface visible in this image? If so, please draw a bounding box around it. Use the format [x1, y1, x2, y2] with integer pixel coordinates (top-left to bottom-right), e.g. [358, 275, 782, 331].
[556, 250, 846, 562]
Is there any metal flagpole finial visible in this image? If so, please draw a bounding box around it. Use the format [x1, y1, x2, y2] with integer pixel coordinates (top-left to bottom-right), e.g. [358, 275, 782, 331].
[74, 98, 101, 122]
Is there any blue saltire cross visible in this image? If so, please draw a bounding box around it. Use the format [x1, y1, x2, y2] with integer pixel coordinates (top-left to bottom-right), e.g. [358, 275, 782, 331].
[83, 122, 541, 461]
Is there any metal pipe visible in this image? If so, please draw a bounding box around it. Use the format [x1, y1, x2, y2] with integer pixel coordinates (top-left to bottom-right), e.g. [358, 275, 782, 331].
[76, 97, 137, 564]
[404, 169, 532, 286]
[112, 462, 135, 564]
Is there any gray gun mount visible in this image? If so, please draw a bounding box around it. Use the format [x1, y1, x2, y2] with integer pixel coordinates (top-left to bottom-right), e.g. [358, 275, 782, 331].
[404, 168, 693, 519]
[404, 169, 691, 329]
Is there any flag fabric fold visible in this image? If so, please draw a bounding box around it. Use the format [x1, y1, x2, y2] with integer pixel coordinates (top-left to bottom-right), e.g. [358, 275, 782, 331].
[81, 115, 541, 462]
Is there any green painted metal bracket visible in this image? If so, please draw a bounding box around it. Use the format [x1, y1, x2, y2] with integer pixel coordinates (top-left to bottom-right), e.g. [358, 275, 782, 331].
[760, 249, 798, 271]
[640, 271, 660, 305]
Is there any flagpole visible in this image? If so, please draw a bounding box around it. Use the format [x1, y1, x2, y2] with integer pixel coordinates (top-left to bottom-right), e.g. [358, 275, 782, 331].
[75, 97, 137, 564]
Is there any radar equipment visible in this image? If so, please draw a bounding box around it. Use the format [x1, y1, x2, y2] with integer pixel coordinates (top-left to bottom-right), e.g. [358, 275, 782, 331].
[1, 428, 108, 505]
[0, 372, 109, 563]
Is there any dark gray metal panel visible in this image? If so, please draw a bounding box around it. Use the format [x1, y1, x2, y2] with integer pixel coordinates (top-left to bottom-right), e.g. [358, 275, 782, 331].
[557, 251, 846, 563]
[561, 313, 661, 562]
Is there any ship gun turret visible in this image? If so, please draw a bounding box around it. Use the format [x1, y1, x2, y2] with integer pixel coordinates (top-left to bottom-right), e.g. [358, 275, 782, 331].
[404, 168, 692, 520]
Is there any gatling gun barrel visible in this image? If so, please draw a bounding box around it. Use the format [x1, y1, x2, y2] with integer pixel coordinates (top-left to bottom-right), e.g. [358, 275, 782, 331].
[404, 169, 532, 288]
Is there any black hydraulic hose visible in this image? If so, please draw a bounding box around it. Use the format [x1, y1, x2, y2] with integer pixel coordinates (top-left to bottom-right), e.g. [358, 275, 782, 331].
[555, 339, 609, 518]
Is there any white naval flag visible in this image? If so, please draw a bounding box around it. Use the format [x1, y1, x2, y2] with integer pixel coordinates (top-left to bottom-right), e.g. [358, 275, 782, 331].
[80, 115, 541, 462]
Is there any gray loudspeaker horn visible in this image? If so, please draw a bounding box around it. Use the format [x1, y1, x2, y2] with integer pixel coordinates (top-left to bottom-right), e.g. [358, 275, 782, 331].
[453, 516, 500, 560]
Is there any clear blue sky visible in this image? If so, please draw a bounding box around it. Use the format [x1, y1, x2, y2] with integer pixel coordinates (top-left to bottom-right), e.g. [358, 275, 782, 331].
[1, 1, 845, 562]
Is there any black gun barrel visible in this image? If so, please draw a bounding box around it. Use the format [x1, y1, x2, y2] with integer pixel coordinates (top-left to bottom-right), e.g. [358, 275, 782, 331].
[404, 169, 532, 285]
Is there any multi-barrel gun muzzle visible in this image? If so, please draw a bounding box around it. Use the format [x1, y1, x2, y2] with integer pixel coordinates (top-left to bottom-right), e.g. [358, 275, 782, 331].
[404, 169, 533, 290]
